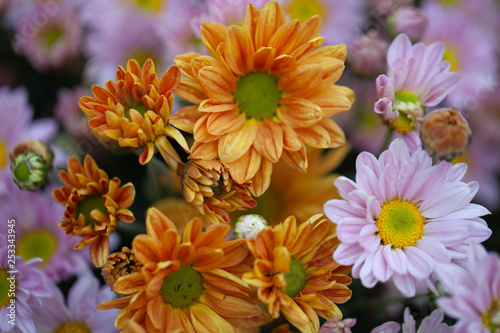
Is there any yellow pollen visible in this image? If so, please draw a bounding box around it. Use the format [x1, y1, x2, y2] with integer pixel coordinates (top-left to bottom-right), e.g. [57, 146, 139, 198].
[442, 46, 460, 72]
[0, 140, 7, 168]
[482, 301, 500, 333]
[391, 113, 414, 134]
[286, 0, 325, 23]
[376, 198, 425, 249]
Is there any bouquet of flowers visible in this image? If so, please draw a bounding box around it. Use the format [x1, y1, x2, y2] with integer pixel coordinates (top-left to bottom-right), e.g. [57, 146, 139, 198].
[1, 0, 499, 332]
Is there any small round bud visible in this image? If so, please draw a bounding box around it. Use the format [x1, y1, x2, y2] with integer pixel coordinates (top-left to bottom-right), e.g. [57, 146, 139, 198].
[348, 30, 389, 78]
[387, 7, 428, 43]
[102, 246, 143, 291]
[420, 108, 471, 162]
[233, 214, 268, 240]
[370, 0, 413, 19]
[10, 141, 53, 191]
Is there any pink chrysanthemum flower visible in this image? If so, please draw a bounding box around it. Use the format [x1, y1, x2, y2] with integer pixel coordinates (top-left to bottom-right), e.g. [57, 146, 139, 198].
[13, 4, 82, 71]
[54, 86, 93, 140]
[323, 139, 491, 297]
[32, 271, 120, 333]
[421, 2, 498, 112]
[435, 242, 500, 333]
[0, 86, 57, 195]
[0, 234, 53, 333]
[0, 180, 88, 283]
[374, 33, 460, 151]
[370, 307, 451, 333]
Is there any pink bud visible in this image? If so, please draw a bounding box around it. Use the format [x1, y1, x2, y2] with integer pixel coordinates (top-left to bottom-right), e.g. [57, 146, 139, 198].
[387, 6, 428, 43]
[348, 30, 389, 78]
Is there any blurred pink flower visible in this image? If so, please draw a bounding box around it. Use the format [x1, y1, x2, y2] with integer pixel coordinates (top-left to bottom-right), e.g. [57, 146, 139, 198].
[13, 4, 82, 71]
[0, 234, 53, 333]
[0, 179, 89, 283]
[54, 86, 92, 139]
[324, 139, 491, 297]
[421, 1, 498, 112]
[319, 314, 356, 333]
[435, 242, 500, 333]
[32, 271, 120, 333]
[371, 307, 451, 333]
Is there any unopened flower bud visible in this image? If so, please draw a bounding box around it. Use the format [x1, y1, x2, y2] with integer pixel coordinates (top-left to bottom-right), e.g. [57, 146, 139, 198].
[348, 30, 389, 78]
[420, 108, 471, 162]
[387, 6, 428, 43]
[10, 140, 53, 191]
[234, 214, 268, 240]
[102, 246, 143, 291]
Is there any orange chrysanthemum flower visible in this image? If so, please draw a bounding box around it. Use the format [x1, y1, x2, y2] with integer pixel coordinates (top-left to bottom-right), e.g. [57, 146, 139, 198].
[170, 1, 353, 196]
[243, 214, 352, 333]
[52, 155, 135, 267]
[79, 58, 189, 169]
[98, 207, 270, 332]
[181, 158, 256, 224]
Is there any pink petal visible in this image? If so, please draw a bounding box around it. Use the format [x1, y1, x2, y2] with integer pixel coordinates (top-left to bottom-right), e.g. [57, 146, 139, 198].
[383, 246, 408, 275]
[393, 272, 416, 297]
[404, 246, 434, 279]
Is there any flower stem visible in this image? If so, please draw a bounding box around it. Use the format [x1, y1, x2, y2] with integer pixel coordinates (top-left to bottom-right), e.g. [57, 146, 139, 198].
[379, 128, 395, 155]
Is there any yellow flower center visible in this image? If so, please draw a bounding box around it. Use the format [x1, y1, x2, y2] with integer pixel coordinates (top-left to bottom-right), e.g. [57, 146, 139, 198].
[44, 27, 63, 48]
[160, 265, 204, 308]
[391, 113, 414, 134]
[376, 198, 425, 249]
[131, 0, 162, 10]
[283, 258, 307, 298]
[0, 140, 7, 168]
[54, 322, 92, 333]
[0, 269, 14, 308]
[442, 46, 460, 72]
[483, 301, 500, 333]
[234, 72, 281, 120]
[76, 195, 107, 226]
[18, 231, 57, 266]
[391, 91, 421, 134]
[286, 0, 325, 23]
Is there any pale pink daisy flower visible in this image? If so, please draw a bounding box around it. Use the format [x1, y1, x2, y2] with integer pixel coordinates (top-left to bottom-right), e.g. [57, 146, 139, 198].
[54, 86, 92, 140]
[0, 234, 53, 333]
[12, 4, 82, 71]
[374, 33, 460, 150]
[435, 242, 500, 333]
[371, 307, 452, 333]
[323, 139, 491, 297]
[32, 271, 120, 333]
[0, 179, 89, 283]
[421, 2, 498, 112]
[319, 314, 357, 333]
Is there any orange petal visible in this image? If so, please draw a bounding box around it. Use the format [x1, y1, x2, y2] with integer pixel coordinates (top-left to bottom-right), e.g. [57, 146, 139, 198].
[173, 52, 200, 81]
[159, 65, 181, 95]
[190, 303, 237, 333]
[89, 235, 109, 267]
[309, 88, 352, 117]
[199, 100, 238, 113]
[174, 79, 207, 104]
[227, 148, 262, 184]
[248, 158, 273, 197]
[295, 15, 322, 47]
[295, 123, 331, 148]
[200, 22, 228, 57]
[281, 144, 308, 173]
[268, 19, 300, 56]
[197, 66, 236, 103]
[318, 117, 345, 148]
[255, 0, 286, 48]
[247, 46, 277, 72]
[207, 111, 246, 136]
[278, 64, 323, 98]
[270, 54, 297, 75]
[146, 207, 176, 240]
[225, 25, 252, 76]
[133, 234, 161, 264]
[272, 246, 290, 274]
[253, 119, 283, 163]
[170, 105, 203, 134]
[191, 141, 219, 160]
[298, 56, 345, 88]
[278, 97, 323, 128]
[113, 272, 146, 295]
[303, 44, 347, 62]
[218, 119, 258, 163]
[279, 123, 302, 151]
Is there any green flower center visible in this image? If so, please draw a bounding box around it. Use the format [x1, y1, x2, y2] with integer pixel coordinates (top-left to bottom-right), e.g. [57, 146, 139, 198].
[234, 72, 281, 120]
[394, 91, 419, 104]
[0, 269, 13, 308]
[44, 27, 63, 48]
[376, 198, 425, 249]
[286, 0, 325, 23]
[392, 91, 421, 134]
[133, 0, 162, 10]
[19, 231, 57, 265]
[283, 258, 307, 298]
[54, 322, 92, 333]
[483, 301, 500, 333]
[76, 195, 107, 226]
[160, 265, 204, 308]
[125, 104, 149, 118]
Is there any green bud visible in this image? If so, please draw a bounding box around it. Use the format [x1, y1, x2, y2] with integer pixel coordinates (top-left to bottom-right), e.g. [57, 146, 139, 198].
[10, 141, 53, 191]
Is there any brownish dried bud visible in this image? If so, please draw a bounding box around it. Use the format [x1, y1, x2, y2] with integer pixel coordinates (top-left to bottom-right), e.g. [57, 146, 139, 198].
[181, 159, 256, 224]
[420, 108, 471, 162]
[101, 246, 143, 291]
[10, 140, 53, 168]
